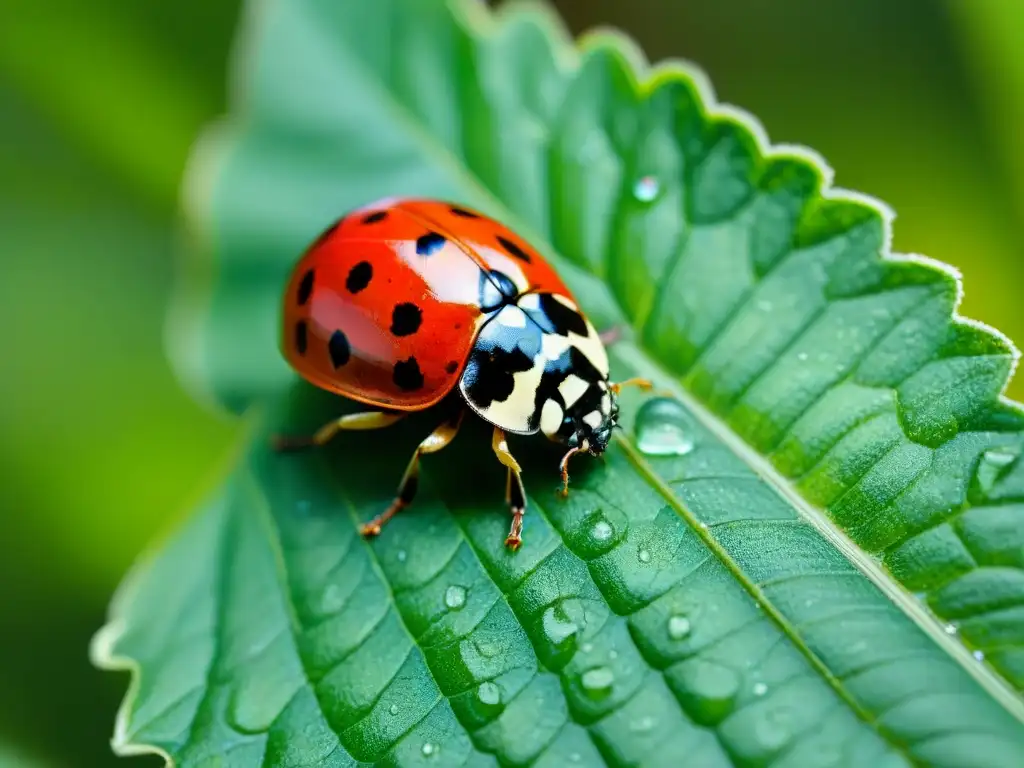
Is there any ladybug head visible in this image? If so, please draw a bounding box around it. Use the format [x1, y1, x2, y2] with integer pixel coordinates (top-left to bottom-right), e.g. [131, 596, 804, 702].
[548, 378, 620, 483]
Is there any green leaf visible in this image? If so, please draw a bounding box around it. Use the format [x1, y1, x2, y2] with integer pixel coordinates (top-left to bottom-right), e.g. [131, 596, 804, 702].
[94, 0, 1024, 764]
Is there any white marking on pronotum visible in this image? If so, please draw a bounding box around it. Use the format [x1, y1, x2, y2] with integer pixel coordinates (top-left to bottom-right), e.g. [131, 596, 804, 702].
[496, 305, 527, 329]
[517, 292, 541, 312]
[558, 375, 589, 408]
[540, 399, 563, 436]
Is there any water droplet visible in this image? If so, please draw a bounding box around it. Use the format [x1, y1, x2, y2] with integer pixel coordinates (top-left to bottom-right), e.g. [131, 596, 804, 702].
[630, 715, 656, 733]
[389, 704, 399, 716]
[973, 649, 986, 662]
[444, 585, 467, 610]
[635, 397, 696, 456]
[797, 352, 808, 361]
[396, 549, 408, 563]
[474, 640, 500, 658]
[752, 682, 768, 697]
[756, 299, 773, 312]
[750, 707, 792, 753]
[572, 507, 627, 558]
[580, 667, 614, 700]
[477, 681, 501, 707]
[668, 615, 692, 640]
[421, 742, 435, 756]
[542, 605, 580, 655]
[633, 175, 660, 202]
[984, 448, 1018, 468]
[973, 446, 1020, 498]
[569, 753, 581, 763]
[677, 661, 740, 725]
[580, 642, 594, 654]
[608, 650, 618, 660]
[944, 623, 958, 636]
[592, 520, 613, 541]
[638, 548, 652, 564]
[698, 521, 708, 530]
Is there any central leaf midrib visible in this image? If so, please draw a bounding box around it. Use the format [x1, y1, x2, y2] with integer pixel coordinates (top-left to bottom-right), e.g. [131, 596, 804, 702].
[614, 341, 1024, 722]
[301, 0, 1023, 724]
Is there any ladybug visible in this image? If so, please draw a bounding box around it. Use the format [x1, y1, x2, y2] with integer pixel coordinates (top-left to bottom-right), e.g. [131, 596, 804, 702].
[274, 198, 651, 550]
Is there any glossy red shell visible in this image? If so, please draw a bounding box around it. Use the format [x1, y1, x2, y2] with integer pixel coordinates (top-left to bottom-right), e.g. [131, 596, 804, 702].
[280, 198, 575, 410]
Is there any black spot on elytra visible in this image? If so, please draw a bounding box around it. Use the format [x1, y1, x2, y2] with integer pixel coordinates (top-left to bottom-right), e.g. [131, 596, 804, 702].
[527, 294, 589, 337]
[393, 357, 425, 391]
[445, 360, 459, 374]
[496, 235, 531, 263]
[346, 261, 373, 293]
[416, 232, 446, 256]
[295, 321, 308, 355]
[391, 303, 423, 336]
[361, 210, 388, 224]
[329, 330, 350, 367]
[450, 206, 480, 219]
[297, 269, 315, 305]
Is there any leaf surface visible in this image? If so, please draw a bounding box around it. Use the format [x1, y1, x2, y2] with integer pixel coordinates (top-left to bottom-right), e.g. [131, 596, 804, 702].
[95, 0, 1024, 765]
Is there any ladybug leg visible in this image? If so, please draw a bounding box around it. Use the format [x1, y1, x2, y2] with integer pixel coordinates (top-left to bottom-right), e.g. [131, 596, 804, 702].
[609, 377, 653, 395]
[273, 410, 406, 451]
[491, 428, 526, 551]
[360, 410, 465, 539]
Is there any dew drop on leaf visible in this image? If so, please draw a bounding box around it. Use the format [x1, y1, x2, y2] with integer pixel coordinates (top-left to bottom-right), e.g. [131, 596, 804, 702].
[592, 520, 613, 541]
[633, 175, 660, 202]
[571, 508, 627, 558]
[974, 650, 986, 662]
[752, 682, 768, 697]
[542, 605, 580, 653]
[678, 661, 740, 723]
[580, 667, 614, 700]
[421, 742, 436, 757]
[474, 639, 500, 658]
[638, 548, 652, 564]
[444, 585, 467, 610]
[668, 615, 692, 640]
[389, 703, 399, 716]
[984, 447, 1019, 468]
[476, 681, 501, 707]
[750, 707, 792, 753]
[973, 446, 1021, 497]
[397, 549, 408, 563]
[944, 623, 959, 636]
[634, 397, 696, 456]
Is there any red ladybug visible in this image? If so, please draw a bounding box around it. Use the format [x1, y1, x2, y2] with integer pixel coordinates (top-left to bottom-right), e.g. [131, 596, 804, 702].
[275, 198, 650, 549]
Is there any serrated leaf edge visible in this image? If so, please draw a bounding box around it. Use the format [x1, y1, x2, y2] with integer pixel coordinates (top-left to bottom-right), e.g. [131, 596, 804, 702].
[114, 0, 1024, 761]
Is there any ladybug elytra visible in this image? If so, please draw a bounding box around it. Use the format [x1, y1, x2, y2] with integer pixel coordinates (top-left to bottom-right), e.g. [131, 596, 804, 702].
[275, 198, 651, 550]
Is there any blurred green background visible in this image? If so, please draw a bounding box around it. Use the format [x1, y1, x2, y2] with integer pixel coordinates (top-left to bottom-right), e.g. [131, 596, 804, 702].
[0, 0, 1021, 765]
